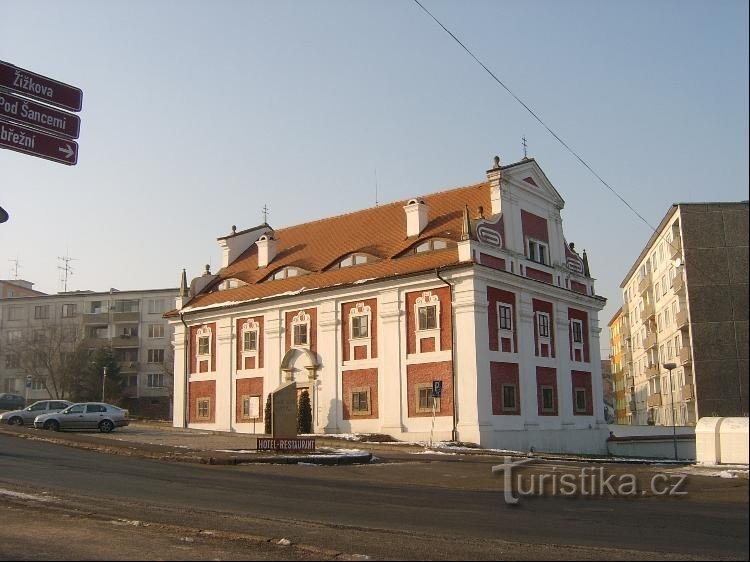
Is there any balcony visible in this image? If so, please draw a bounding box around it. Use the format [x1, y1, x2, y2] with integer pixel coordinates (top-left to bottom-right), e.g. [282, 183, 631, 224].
[638, 273, 652, 295]
[676, 309, 689, 329]
[647, 393, 662, 407]
[679, 346, 692, 365]
[112, 335, 139, 348]
[625, 376, 635, 389]
[645, 363, 660, 378]
[644, 332, 658, 350]
[113, 311, 140, 322]
[642, 302, 655, 320]
[626, 400, 637, 415]
[670, 235, 682, 260]
[673, 273, 685, 294]
[680, 383, 695, 401]
[118, 361, 139, 373]
[83, 312, 109, 324]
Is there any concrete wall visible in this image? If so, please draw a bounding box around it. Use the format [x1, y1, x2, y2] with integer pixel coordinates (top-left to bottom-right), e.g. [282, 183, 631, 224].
[607, 435, 695, 460]
[696, 417, 749, 465]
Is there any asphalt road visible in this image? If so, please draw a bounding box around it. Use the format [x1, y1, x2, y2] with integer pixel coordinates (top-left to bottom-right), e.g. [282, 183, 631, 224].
[0, 434, 747, 560]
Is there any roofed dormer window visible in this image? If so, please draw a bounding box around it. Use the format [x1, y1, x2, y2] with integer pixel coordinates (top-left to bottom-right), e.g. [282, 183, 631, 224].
[268, 266, 309, 281]
[219, 278, 248, 291]
[414, 238, 455, 254]
[337, 253, 379, 269]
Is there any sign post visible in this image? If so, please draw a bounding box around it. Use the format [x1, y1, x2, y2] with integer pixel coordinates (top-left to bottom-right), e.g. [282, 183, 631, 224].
[25, 374, 32, 405]
[429, 380, 443, 448]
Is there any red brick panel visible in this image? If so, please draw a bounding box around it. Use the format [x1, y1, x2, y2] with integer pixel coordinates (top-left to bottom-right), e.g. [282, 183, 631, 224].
[406, 287, 452, 355]
[567, 308, 590, 363]
[570, 280, 588, 295]
[487, 287, 517, 353]
[571, 370, 594, 416]
[189, 323, 216, 374]
[235, 377, 263, 423]
[479, 253, 506, 271]
[235, 316, 264, 370]
[536, 367, 558, 416]
[341, 299, 378, 361]
[490, 362, 520, 415]
[532, 299, 555, 358]
[342, 368, 379, 420]
[406, 361, 453, 418]
[285, 308, 317, 354]
[188, 380, 216, 423]
[521, 209, 549, 242]
[526, 267, 554, 284]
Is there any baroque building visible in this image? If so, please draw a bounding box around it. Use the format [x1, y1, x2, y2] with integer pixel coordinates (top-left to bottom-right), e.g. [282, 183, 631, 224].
[168, 157, 609, 453]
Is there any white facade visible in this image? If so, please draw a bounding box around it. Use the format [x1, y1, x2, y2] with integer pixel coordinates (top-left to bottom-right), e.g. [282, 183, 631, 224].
[171, 158, 609, 454]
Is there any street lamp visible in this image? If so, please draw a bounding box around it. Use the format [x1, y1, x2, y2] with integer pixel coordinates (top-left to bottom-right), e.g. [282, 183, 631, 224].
[663, 362, 678, 460]
[102, 366, 108, 403]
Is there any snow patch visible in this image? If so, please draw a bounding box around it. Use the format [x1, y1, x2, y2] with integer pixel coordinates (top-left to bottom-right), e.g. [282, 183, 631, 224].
[0, 488, 53, 502]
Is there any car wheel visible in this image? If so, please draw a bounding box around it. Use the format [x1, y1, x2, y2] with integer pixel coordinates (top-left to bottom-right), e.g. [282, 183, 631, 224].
[44, 420, 60, 432]
[99, 420, 114, 433]
[8, 417, 23, 426]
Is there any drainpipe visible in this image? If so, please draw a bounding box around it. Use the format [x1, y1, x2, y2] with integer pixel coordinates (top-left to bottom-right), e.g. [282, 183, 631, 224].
[435, 268, 458, 443]
[179, 312, 189, 428]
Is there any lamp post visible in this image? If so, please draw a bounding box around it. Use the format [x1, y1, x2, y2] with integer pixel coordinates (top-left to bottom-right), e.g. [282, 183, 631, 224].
[102, 366, 108, 403]
[663, 362, 678, 460]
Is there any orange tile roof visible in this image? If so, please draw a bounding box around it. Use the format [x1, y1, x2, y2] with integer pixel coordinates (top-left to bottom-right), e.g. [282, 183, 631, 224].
[179, 180, 493, 313]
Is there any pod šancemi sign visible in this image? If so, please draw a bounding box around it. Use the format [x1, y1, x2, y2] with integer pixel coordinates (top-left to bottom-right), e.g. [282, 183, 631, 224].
[0, 60, 82, 166]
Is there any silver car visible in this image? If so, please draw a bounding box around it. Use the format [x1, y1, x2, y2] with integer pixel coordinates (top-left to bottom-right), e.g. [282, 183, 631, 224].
[0, 399, 72, 426]
[34, 402, 129, 433]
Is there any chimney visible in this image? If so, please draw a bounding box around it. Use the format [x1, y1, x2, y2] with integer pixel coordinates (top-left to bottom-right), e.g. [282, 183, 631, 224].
[487, 155, 502, 215]
[403, 198, 429, 237]
[217, 224, 270, 268]
[256, 233, 277, 268]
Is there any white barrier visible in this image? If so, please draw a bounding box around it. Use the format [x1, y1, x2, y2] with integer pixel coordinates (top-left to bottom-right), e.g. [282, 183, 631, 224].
[696, 417, 749, 465]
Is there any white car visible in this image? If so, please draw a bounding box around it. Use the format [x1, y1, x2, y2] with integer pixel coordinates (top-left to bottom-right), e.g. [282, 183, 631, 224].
[0, 400, 72, 426]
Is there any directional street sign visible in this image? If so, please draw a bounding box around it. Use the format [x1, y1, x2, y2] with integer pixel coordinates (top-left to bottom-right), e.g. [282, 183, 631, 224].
[0, 89, 80, 139]
[0, 118, 78, 165]
[0, 60, 82, 112]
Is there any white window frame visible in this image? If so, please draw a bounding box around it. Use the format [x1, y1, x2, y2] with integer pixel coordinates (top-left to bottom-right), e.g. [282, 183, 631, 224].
[527, 238, 549, 266]
[34, 305, 49, 320]
[148, 298, 166, 314]
[536, 311, 551, 356]
[62, 303, 77, 318]
[240, 394, 261, 420]
[197, 325, 212, 358]
[147, 373, 164, 388]
[240, 319, 260, 368]
[350, 387, 372, 416]
[416, 383, 440, 413]
[148, 324, 165, 338]
[291, 311, 311, 349]
[7, 305, 24, 321]
[574, 387, 588, 413]
[540, 385, 555, 413]
[414, 291, 441, 353]
[501, 383, 519, 413]
[196, 397, 211, 420]
[348, 303, 372, 360]
[570, 318, 584, 361]
[147, 349, 165, 364]
[497, 302, 515, 353]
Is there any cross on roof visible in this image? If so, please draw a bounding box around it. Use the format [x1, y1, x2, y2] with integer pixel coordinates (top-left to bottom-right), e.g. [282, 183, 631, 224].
[262, 204, 270, 224]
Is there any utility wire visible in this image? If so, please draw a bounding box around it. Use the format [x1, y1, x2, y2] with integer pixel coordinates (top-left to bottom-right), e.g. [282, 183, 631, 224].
[411, 0, 657, 233]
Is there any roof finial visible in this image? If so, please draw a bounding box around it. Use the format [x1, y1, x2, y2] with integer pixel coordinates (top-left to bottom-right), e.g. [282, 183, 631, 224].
[179, 268, 188, 297]
[461, 205, 473, 241]
[262, 204, 270, 224]
[522, 136, 528, 159]
[582, 249, 590, 277]
[493, 155, 501, 169]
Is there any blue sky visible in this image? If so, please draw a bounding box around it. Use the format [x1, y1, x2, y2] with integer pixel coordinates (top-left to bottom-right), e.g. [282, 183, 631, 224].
[1, 0, 748, 354]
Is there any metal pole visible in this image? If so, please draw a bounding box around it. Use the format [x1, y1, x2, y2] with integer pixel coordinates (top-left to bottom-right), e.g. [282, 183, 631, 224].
[102, 367, 107, 403]
[669, 367, 677, 461]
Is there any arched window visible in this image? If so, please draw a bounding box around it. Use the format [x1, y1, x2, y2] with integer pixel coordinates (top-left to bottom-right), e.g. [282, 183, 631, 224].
[413, 238, 455, 254]
[336, 253, 379, 269]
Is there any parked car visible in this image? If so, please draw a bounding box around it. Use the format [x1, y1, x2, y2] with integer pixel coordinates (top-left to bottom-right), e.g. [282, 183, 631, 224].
[34, 402, 129, 433]
[0, 393, 25, 411]
[0, 399, 72, 426]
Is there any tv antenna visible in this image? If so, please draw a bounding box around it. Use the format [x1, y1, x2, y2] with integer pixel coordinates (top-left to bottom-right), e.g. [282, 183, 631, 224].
[57, 253, 76, 292]
[8, 256, 20, 279]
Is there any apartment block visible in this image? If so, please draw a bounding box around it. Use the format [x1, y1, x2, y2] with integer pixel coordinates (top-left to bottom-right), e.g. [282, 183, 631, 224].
[0, 287, 177, 417]
[617, 202, 748, 426]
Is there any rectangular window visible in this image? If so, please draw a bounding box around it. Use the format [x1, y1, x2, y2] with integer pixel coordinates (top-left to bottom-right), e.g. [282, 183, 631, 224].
[148, 349, 165, 363]
[243, 330, 258, 351]
[541, 386, 555, 412]
[351, 388, 371, 415]
[148, 324, 164, 338]
[241, 395, 260, 419]
[571, 320, 583, 343]
[62, 303, 77, 318]
[113, 299, 139, 313]
[417, 305, 437, 330]
[31, 378, 45, 391]
[654, 282, 660, 300]
[198, 336, 210, 355]
[126, 375, 138, 387]
[574, 388, 587, 413]
[499, 304, 513, 331]
[528, 240, 549, 265]
[5, 354, 19, 368]
[502, 384, 518, 412]
[351, 315, 369, 338]
[147, 373, 164, 388]
[417, 384, 439, 413]
[34, 305, 49, 319]
[8, 305, 24, 321]
[293, 324, 308, 346]
[196, 398, 211, 420]
[537, 313, 550, 338]
[148, 299, 165, 314]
